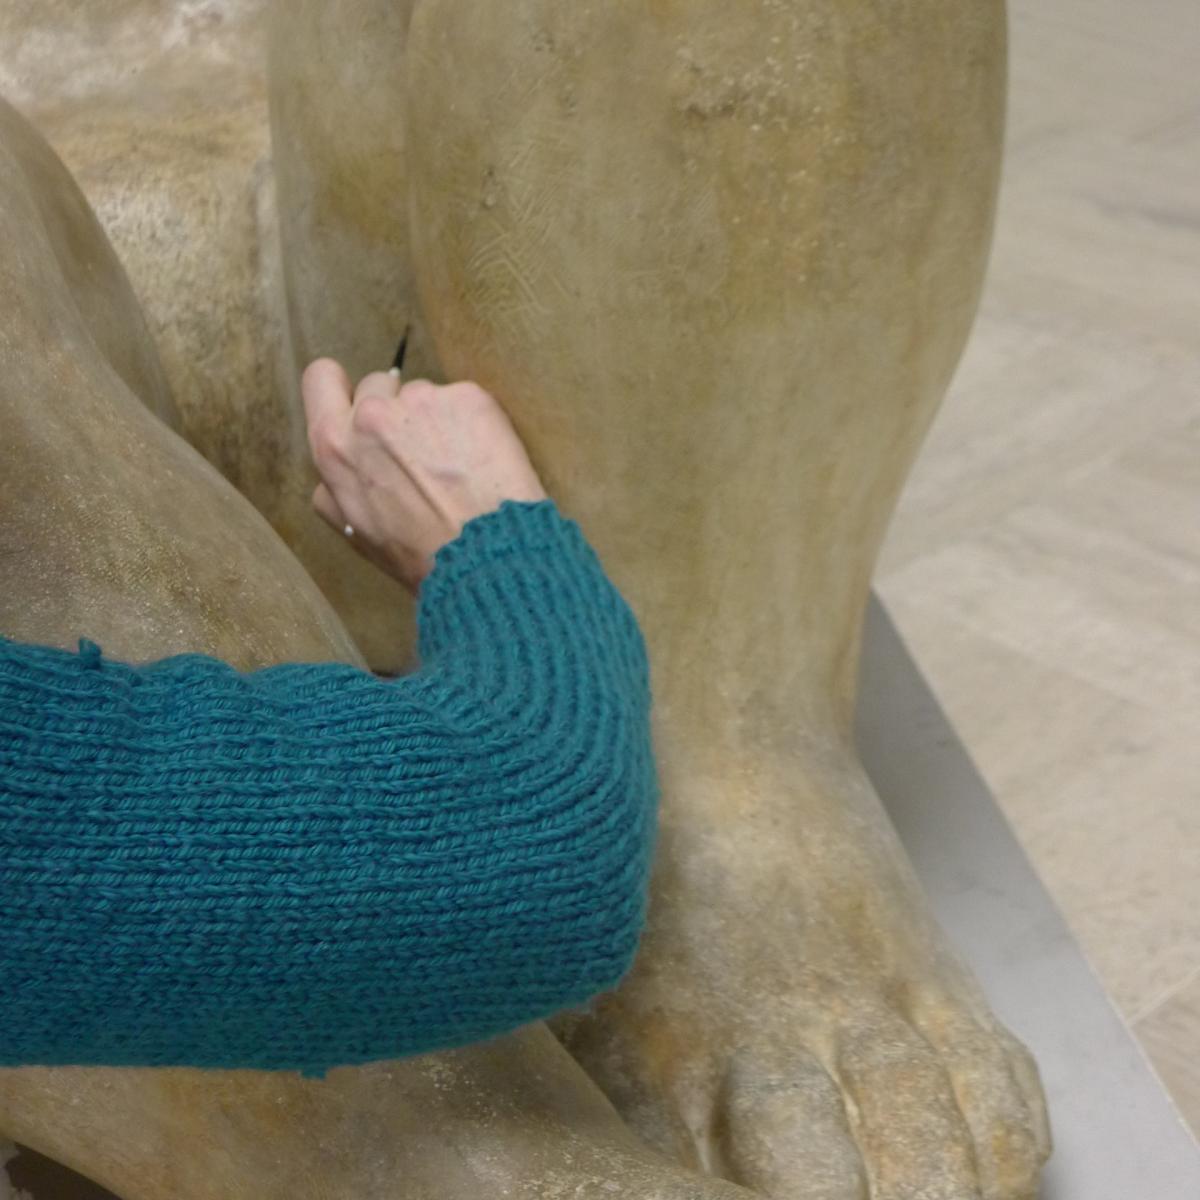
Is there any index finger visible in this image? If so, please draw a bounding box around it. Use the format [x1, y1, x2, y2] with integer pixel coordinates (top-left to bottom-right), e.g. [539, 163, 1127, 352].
[301, 357, 354, 440]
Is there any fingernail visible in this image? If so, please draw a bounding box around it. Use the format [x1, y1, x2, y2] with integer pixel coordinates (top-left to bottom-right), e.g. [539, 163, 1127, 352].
[388, 367, 402, 379]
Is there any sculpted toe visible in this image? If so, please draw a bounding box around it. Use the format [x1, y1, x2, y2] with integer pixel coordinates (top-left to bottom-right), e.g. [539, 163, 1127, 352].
[905, 984, 1050, 1199]
[713, 1043, 868, 1199]
[833, 1009, 982, 1200]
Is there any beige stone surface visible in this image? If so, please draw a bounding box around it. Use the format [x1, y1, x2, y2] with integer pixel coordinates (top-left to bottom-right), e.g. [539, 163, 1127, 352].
[875, 0, 1200, 1140]
[5, 0, 1194, 1186]
[0, 0, 1059, 1196]
[0, 0, 1182, 1182]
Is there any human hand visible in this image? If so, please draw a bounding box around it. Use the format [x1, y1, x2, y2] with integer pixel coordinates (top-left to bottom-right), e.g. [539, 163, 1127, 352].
[301, 358, 549, 597]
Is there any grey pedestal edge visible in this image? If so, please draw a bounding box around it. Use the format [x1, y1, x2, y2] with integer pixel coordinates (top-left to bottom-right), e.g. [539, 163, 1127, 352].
[854, 592, 1200, 1198]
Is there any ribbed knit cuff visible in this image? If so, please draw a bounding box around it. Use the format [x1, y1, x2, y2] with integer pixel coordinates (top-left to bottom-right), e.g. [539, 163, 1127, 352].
[413, 496, 650, 736]
[420, 498, 593, 593]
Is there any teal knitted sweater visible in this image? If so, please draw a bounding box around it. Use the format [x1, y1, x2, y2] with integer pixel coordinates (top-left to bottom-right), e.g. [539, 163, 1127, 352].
[0, 498, 658, 1080]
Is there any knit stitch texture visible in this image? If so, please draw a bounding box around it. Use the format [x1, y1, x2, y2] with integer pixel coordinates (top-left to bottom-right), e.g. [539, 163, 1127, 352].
[0, 498, 659, 1080]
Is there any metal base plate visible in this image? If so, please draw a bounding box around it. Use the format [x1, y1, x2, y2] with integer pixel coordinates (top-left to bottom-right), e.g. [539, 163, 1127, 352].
[855, 593, 1200, 1197]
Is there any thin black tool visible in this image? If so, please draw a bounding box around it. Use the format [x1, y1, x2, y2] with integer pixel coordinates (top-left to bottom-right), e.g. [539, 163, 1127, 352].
[391, 325, 411, 374]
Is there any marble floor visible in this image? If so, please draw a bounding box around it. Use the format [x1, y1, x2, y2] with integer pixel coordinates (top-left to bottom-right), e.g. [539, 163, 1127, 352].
[875, 0, 1200, 1140]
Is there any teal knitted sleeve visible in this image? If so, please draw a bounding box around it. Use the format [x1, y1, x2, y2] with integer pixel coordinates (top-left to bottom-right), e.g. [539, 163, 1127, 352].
[0, 498, 659, 1080]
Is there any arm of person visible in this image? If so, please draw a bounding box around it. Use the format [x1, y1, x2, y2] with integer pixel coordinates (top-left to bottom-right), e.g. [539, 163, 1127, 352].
[0, 498, 659, 1080]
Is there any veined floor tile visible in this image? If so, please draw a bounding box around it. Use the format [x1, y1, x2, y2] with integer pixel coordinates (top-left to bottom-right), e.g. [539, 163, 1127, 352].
[1135, 969, 1200, 1138]
[869, 597, 1200, 1020]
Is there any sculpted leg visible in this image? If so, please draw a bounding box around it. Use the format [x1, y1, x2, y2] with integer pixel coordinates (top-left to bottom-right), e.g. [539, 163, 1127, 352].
[0, 89, 752, 1200]
[0, 0, 419, 674]
[0, 94, 355, 666]
[265, 0, 432, 670]
[0, 0, 297, 530]
[400, 2, 1052, 1197]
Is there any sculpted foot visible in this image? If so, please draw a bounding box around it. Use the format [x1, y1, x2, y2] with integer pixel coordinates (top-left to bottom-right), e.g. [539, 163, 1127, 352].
[549, 746, 1052, 1199]
[1, 1029, 756, 1200]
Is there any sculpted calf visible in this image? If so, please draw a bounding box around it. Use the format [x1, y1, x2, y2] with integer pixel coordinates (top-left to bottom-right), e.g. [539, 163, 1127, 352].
[0, 1, 1051, 1198]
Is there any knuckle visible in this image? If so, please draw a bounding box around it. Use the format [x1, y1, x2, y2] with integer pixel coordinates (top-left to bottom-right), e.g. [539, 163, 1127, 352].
[354, 370, 391, 397]
[352, 392, 394, 435]
[444, 380, 492, 406]
[398, 378, 439, 406]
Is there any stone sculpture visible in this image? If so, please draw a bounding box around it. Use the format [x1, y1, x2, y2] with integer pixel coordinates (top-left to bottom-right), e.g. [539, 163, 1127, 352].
[0, 2, 1050, 1196]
